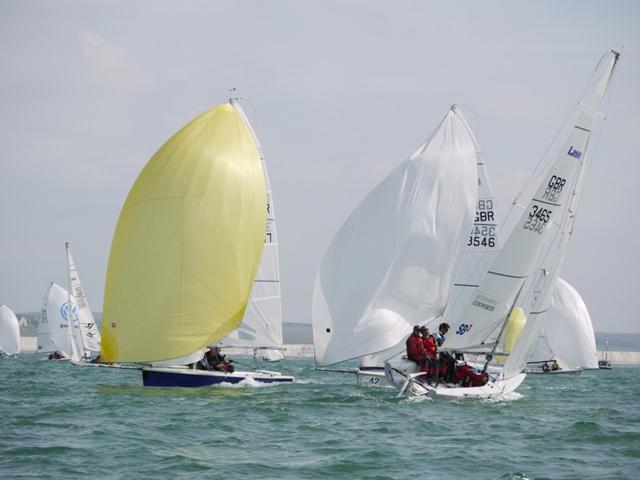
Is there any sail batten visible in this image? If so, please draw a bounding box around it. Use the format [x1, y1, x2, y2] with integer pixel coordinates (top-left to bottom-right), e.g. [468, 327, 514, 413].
[101, 104, 267, 363]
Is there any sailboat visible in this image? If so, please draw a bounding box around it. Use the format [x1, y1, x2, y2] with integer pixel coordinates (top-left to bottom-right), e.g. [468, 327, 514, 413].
[65, 242, 101, 361]
[44, 283, 83, 360]
[312, 106, 478, 384]
[386, 50, 620, 399]
[599, 340, 612, 369]
[526, 278, 597, 374]
[100, 99, 293, 387]
[0, 304, 21, 356]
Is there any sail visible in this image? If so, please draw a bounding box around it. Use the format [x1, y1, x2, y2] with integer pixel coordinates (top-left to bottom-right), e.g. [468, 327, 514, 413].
[501, 50, 620, 378]
[312, 107, 478, 366]
[495, 307, 527, 364]
[441, 114, 502, 330]
[220, 100, 284, 350]
[45, 283, 82, 358]
[101, 103, 267, 363]
[66, 243, 101, 354]
[538, 278, 598, 369]
[447, 51, 619, 358]
[37, 288, 57, 353]
[0, 305, 21, 355]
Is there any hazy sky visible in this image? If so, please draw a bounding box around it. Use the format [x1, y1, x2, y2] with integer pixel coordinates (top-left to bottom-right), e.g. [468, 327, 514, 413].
[1, 1, 638, 333]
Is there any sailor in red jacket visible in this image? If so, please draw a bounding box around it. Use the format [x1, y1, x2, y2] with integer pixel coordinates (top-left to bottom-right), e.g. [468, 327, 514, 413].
[420, 326, 437, 380]
[406, 325, 426, 369]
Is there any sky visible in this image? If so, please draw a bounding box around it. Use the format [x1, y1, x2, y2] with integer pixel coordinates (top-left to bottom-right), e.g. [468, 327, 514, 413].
[0, 1, 638, 333]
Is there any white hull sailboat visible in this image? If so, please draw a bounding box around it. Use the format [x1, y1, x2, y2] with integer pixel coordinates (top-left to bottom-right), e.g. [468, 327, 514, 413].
[100, 99, 292, 387]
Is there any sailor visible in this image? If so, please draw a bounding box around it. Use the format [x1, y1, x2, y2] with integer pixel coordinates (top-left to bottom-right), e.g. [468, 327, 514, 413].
[421, 326, 437, 381]
[431, 322, 450, 347]
[542, 362, 550, 373]
[206, 346, 235, 373]
[551, 360, 560, 371]
[406, 326, 426, 368]
[431, 323, 455, 382]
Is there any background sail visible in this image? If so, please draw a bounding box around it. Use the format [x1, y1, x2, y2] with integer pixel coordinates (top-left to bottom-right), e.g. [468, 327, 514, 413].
[45, 283, 82, 358]
[221, 100, 283, 350]
[66, 243, 101, 353]
[540, 278, 598, 370]
[37, 287, 57, 353]
[0, 305, 21, 355]
[101, 103, 266, 363]
[312, 107, 478, 366]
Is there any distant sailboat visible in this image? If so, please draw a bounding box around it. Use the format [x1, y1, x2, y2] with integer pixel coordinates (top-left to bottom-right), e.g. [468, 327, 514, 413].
[599, 340, 612, 369]
[66, 242, 101, 361]
[100, 99, 293, 387]
[0, 304, 21, 356]
[387, 50, 620, 398]
[526, 278, 597, 373]
[45, 283, 82, 360]
[37, 289, 57, 354]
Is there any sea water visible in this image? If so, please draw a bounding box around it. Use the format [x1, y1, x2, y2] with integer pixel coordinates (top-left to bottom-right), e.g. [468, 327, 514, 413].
[1, 355, 638, 479]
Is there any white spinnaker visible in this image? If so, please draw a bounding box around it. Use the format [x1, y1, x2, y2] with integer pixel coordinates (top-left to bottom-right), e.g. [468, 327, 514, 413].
[37, 286, 57, 353]
[0, 304, 21, 355]
[66, 243, 101, 353]
[219, 100, 284, 350]
[45, 283, 82, 358]
[313, 107, 478, 367]
[538, 278, 598, 370]
[502, 50, 620, 379]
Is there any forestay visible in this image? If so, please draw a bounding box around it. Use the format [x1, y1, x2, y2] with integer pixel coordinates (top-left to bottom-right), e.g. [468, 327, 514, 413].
[66, 243, 101, 354]
[0, 304, 21, 355]
[502, 50, 619, 379]
[313, 107, 478, 366]
[446, 51, 619, 359]
[221, 100, 284, 351]
[101, 103, 266, 363]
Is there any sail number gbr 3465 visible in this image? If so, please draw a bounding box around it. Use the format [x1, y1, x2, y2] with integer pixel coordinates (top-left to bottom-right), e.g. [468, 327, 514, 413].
[523, 175, 566, 234]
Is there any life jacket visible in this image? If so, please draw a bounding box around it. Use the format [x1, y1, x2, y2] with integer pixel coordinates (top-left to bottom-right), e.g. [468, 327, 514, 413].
[422, 335, 437, 359]
[407, 334, 426, 364]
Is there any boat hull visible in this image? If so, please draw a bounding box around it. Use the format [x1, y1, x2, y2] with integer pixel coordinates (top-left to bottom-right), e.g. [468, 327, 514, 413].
[356, 367, 389, 387]
[142, 367, 294, 387]
[384, 359, 526, 399]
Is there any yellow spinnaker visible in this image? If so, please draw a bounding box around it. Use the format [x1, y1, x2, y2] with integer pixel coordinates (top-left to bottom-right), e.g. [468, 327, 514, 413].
[496, 307, 527, 364]
[101, 103, 266, 363]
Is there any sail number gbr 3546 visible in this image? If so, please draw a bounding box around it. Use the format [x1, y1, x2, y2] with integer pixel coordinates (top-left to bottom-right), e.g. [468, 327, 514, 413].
[467, 199, 497, 248]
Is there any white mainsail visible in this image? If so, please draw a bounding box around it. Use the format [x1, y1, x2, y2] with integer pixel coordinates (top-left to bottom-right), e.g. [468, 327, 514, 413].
[219, 100, 284, 354]
[66, 243, 101, 355]
[45, 283, 82, 358]
[313, 106, 478, 367]
[502, 50, 620, 378]
[0, 304, 21, 355]
[445, 51, 619, 362]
